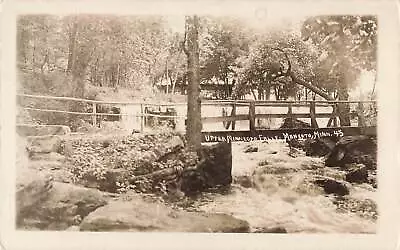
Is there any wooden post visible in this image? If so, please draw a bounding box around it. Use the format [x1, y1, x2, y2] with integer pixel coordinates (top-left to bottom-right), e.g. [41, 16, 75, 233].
[327, 117, 332, 127]
[327, 104, 338, 127]
[310, 101, 318, 128]
[249, 101, 256, 133]
[92, 102, 97, 127]
[231, 102, 236, 130]
[287, 103, 293, 128]
[357, 101, 366, 127]
[140, 104, 144, 132]
[333, 104, 338, 127]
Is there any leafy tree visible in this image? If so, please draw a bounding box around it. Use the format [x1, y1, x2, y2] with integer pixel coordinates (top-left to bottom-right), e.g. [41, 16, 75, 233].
[199, 17, 250, 97]
[239, 29, 321, 100]
[301, 15, 377, 125]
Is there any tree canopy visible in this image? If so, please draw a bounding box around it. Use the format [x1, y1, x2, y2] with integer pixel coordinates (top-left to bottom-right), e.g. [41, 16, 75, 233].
[17, 14, 377, 103]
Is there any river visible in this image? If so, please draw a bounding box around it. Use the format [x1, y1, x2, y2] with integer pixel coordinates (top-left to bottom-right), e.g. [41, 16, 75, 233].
[118, 103, 376, 233]
[191, 141, 377, 233]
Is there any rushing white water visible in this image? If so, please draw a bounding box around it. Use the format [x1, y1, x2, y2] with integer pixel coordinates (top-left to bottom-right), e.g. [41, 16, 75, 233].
[194, 142, 377, 233]
[116, 102, 376, 233]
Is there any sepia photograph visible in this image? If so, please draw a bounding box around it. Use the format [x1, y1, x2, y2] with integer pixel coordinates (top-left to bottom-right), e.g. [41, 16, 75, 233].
[14, 12, 380, 234]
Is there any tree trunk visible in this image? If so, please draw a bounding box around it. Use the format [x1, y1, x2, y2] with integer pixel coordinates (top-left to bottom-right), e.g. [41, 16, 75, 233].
[67, 20, 78, 73]
[337, 79, 351, 126]
[17, 23, 27, 67]
[185, 16, 202, 152]
[290, 73, 333, 101]
[265, 84, 271, 100]
[165, 59, 169, 94]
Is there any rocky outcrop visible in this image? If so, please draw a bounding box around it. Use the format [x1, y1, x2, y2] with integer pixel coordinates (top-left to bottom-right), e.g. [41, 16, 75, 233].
[253, 226, 287, 233]
[325, 136, 377, 169]
[17, 176, 108, 230]
[26, 135, 63, 154]
[280, 118, 311, 129]
[80, 198, 249, 233]
[280, 119, 338, 157]
[180, 143, 232, 195]
[287, 136, 337, 157]
[304, 137, 337, 157]
[17, 124, 70, 137]
[235, 175, 254, 188]
[314, 178, 349, 196]
[345, 164, 368, 184]
[244, 145, 258, 153]
[71, 135, 185, 193]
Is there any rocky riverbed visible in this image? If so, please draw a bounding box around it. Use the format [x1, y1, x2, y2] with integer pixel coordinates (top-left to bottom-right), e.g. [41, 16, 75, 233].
[16, 128, 377, 233]
[191, 141, 377, 233]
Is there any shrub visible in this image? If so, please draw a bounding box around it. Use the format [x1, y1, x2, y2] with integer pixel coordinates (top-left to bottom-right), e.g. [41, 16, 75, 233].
[17, 69, 100, 131]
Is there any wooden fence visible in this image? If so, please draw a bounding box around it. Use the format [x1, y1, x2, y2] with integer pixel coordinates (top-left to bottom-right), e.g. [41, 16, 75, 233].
[17, 93, 377, 132]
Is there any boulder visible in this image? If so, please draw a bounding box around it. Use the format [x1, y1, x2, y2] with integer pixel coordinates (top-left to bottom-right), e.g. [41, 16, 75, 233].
[244, 145, 258, 153]
[16, 173, 53, 217]
[180, 143, 232, 195]
[253, 226, 288, 233]
[287, 137, 337, 157]
[80, 198, 249, 233]
[235, 176, 254, 188]
[304, 137, 337, 157]
[314, 178, 349, 196]
[325, 136, 377, 169]
[17, 124, 70, 137]
[156, 135, 185, 161]
[280, 118, 311, 129]
[25, 158, 74, 184]
[26, 135, 62, 154]
[60, 139, 73, 156]
[29, 152, 66, 162]
[17, 180, 108, 230]
[345, 164, 369, 184]
[199, 142, 232, 187]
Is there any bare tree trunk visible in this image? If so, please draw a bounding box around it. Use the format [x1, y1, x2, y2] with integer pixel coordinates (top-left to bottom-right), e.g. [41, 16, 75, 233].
[165, 58, 169, 94]
[337, 78, 351, 126]
[290, 73, 333, 101]
[67, 20, 78, 73]
[184, 16, 202, 152]
[17, 21, 28, 66]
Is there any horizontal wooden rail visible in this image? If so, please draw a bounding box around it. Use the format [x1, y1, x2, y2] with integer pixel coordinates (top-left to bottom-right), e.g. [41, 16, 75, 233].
[23, 107, 96, 116]
[255, 113, 333, 119]
[18, 94, 188, 106]
[19, 93, 377, 132]
[22, 107, 187, 119]
[18, 93, 377, 106]
[201, 102, 249, 107]
[254, 103, 332, 108]
[202, 115, 249, 123]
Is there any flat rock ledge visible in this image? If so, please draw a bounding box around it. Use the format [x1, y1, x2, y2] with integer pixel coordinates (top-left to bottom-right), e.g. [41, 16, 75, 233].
[17, 124, 71, 137]
[80, 198, 249, 233]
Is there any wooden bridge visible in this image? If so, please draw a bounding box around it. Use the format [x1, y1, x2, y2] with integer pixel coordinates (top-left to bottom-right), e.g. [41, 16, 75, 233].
[199, 99, 377, 142]
[17, 94, 377, 142]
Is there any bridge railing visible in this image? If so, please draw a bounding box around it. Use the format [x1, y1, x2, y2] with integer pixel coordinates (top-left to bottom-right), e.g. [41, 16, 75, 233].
[202, 99, 377, 131]
[17, 93, 377, 132]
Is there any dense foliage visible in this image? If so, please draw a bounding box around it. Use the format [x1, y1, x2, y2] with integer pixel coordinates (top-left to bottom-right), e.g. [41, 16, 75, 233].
[69, 132, 199, 194]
